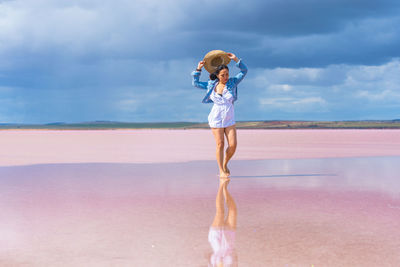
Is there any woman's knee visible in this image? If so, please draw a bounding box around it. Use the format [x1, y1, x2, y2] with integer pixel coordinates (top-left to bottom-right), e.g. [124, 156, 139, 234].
[228, 142, 237, 150]
[216, 140, 225, 149]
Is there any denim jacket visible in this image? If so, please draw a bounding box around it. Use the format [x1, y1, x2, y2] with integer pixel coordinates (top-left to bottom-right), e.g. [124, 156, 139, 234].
[191, 58, 248, 103]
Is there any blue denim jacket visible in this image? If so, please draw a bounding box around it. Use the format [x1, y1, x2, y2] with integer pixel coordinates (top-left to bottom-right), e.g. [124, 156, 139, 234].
[191, 58, 248, 103]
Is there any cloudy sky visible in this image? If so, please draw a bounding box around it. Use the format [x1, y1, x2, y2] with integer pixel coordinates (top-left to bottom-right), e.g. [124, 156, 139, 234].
[1, 0, 400, 123]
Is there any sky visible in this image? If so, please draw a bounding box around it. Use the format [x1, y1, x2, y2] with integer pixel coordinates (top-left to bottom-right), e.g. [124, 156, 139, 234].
[1, 0, 400, 124]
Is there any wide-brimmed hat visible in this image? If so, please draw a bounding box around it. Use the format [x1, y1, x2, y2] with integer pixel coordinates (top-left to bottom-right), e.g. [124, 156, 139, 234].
[203, 50, 231, 73]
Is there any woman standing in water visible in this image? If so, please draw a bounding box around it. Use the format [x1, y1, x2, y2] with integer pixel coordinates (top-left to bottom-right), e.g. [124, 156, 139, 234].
[191, 51, 248, 177]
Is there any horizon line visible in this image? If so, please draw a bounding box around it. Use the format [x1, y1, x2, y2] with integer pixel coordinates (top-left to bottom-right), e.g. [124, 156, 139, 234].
[1, 119, 400, 125]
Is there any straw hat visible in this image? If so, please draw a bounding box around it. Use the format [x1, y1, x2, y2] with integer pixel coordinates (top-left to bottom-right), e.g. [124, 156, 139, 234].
[203, 50, 231, 73]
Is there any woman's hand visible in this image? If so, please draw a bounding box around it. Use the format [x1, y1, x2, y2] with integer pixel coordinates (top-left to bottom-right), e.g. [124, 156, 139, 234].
[226, 52, 238, 62]
[197, 60, 205, 70]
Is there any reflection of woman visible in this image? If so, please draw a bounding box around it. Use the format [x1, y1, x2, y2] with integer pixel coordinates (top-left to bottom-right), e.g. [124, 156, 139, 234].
[192, 52, 248, 178]
[208, 178, 238, 266]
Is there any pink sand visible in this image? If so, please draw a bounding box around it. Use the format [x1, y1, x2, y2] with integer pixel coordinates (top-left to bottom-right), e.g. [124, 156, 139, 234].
[1, 129, 400, 166]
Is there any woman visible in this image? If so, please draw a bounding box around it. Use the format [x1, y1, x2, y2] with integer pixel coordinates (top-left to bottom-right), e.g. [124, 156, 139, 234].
[191, 52, 248, 177]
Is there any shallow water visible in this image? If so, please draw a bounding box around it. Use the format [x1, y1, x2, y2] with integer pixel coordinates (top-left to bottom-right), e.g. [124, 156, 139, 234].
[1, 156, 400, 266]
[2, 129, 400, 166]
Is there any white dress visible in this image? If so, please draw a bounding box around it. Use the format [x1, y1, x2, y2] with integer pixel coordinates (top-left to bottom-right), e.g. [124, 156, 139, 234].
[208, 82, 236, 128]
[208, 226, 236, 266]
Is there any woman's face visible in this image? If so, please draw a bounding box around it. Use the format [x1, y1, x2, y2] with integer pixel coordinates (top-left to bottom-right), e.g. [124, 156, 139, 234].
[217, 69, 229, 83]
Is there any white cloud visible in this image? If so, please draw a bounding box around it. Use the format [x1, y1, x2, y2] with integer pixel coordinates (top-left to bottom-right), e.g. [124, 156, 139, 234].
[268, 84, 292, 92]
[247, 58, 400, 116]
[116, 98, 138, 112]
[355, 89, 400, 102]
[259, 96, 327, 112]
[344, 58, 400, 104]
[250, 65, 348, 88]
[0, 0, 187, 58]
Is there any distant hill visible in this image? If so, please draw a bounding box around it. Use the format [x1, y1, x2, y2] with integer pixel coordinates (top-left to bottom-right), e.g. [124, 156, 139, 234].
[45, 122, 66, 125]
[1, 120, 400, 129]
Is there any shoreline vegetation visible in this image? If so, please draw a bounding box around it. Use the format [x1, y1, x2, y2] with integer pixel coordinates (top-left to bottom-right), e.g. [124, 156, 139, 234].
[1, 120, 400, 130]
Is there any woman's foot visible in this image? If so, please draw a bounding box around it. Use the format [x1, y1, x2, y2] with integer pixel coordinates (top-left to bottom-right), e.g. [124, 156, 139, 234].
[219, 170, 230, 178]
[223, 163, 230, 175]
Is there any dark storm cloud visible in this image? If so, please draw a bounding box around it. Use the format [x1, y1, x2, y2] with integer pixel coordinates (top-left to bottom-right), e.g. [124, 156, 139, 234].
[182, 0, 400, 36]
[1, 0, 400, 123]
[3, 0, 399, 68]
[177, 0, 400, 68]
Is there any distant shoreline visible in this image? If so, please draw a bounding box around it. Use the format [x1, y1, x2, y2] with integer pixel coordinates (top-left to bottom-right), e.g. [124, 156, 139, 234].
[1, 120, 400, 130]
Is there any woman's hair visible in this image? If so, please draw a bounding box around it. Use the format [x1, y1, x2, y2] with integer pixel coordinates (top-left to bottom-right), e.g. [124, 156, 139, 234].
[210, 64, 229, 80]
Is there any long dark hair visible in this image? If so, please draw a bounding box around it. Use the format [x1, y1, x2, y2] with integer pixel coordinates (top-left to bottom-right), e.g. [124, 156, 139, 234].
[210, 65, 229, 80]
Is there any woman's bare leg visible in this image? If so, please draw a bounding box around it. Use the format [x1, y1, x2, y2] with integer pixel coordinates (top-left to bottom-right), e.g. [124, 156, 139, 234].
[211, 127, 230, 177]
[223, 124, 237, 175]
[223, 179, 237, 229]
[211, 178, 229, 227]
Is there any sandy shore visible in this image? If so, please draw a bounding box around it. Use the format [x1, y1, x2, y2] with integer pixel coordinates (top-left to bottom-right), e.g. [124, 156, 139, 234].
[1, 129, 400, 166]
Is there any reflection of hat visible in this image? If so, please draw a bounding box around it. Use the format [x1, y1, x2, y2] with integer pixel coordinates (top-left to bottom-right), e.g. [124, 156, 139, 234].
[203, 50, 231, 73]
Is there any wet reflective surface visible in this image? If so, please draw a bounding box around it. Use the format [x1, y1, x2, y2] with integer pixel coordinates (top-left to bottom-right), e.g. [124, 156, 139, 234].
[1, 156, 400, 266]
[208, 178, 237, 266]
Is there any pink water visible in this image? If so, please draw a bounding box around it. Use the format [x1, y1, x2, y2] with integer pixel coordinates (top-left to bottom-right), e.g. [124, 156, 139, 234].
[1, 130, 400, 266]
[1, 129, 400, 166]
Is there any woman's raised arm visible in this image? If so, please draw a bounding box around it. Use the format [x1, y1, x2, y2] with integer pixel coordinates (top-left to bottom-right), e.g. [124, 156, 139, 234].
[233, 58, 248, 85]
[191, 60, 208, 90]
[226, 53, 248, 85]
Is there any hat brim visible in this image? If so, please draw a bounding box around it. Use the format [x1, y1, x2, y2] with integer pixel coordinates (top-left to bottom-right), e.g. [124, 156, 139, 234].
[203, 50, 231, 73]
